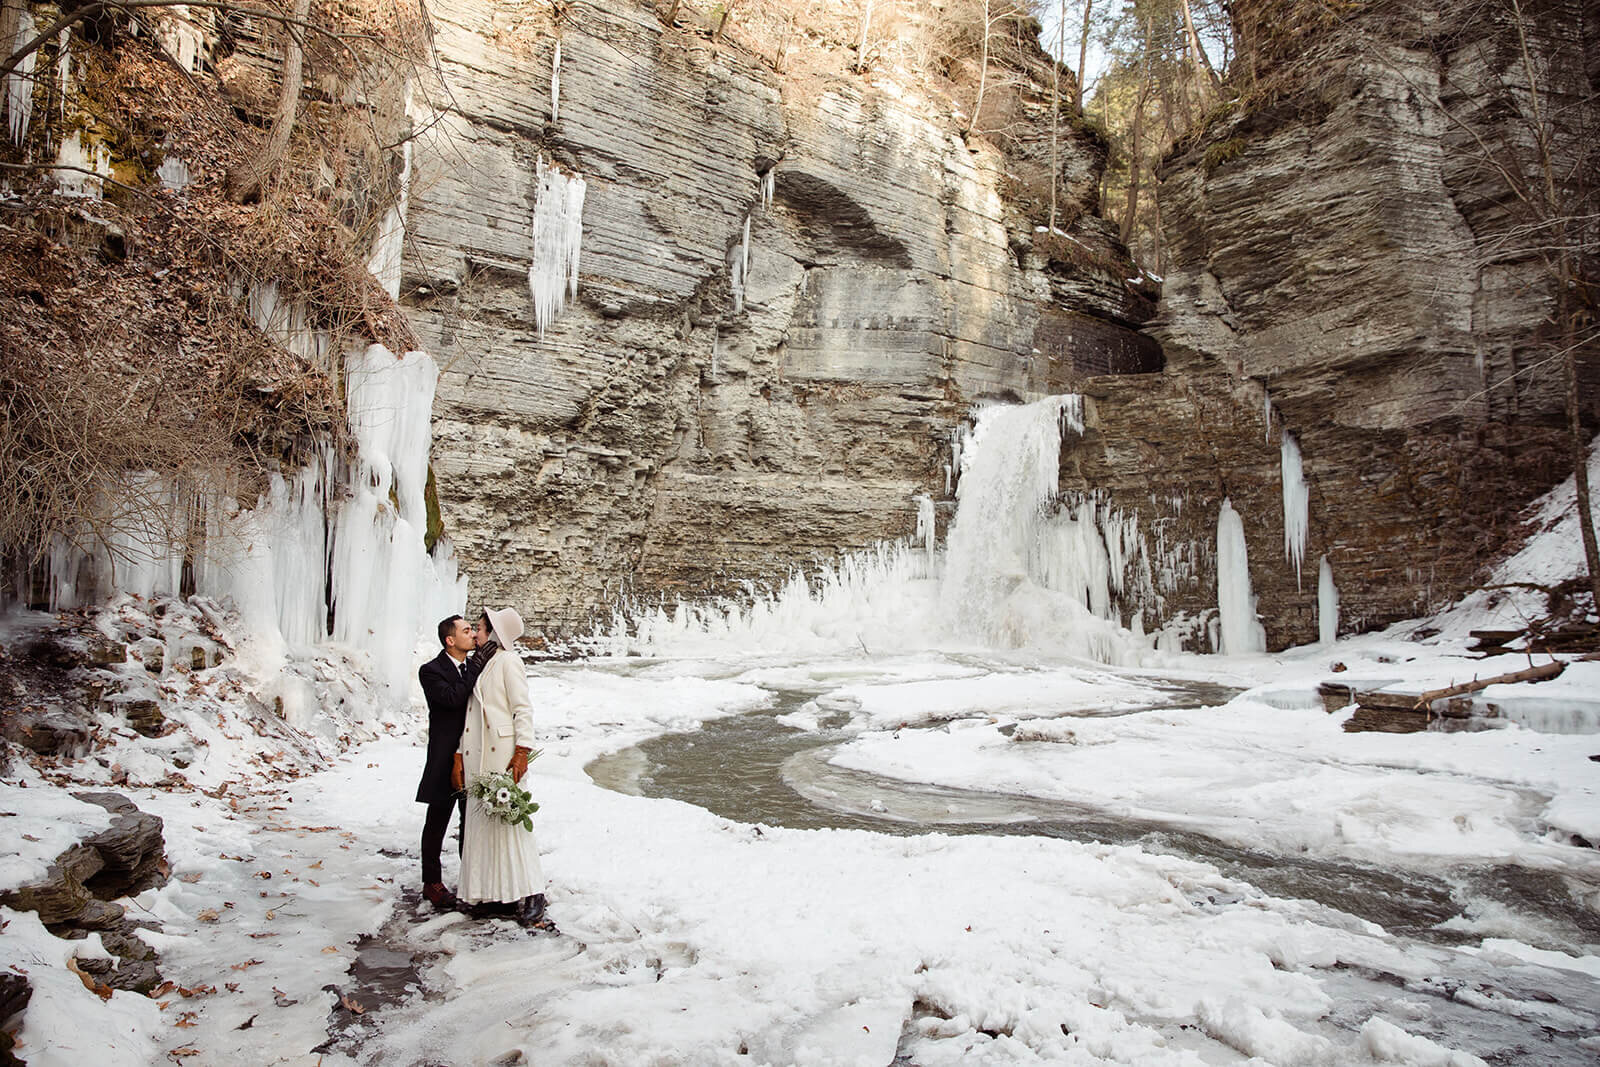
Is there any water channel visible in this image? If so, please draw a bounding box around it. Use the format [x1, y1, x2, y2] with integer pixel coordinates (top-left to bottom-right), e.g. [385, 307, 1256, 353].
[585, 676, 1600, 1063]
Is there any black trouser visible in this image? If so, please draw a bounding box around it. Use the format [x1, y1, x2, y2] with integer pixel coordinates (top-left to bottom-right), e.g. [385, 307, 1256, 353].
[420, 794, 466, 885]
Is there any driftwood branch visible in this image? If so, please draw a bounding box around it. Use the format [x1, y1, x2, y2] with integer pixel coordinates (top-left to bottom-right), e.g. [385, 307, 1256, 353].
[1412, 660, 1565, 709]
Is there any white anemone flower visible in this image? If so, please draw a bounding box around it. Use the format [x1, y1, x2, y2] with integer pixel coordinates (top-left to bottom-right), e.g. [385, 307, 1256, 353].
[495, 787, 513, 806]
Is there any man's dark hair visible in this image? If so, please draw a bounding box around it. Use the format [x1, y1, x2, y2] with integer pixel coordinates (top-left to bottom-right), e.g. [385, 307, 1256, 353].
[437, 614, 465, 647]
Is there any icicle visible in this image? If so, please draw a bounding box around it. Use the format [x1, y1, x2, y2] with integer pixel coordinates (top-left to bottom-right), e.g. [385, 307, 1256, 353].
[730, 214, 752, 314]
[1281, 431, 1308, 590]
[527, 157, 587, 336]
[710, 327, 719, 379]
[760, 169, 774, 212]
[1058, 394, 1084, 436]
[1263, 387, 1271, 444]
[948, 425, 966, 496]
[1318, 555, 1339, 644]
[1216, 498, 1266, 655]
[550, 39, 561, 123]
[6, 10, 35, 144]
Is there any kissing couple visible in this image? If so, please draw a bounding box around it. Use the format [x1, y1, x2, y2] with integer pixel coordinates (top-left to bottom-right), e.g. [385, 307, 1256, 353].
[415, 607, 550, 929]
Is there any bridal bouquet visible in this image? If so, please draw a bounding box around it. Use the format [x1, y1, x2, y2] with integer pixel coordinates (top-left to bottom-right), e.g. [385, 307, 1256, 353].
[468, 764, 540, 832]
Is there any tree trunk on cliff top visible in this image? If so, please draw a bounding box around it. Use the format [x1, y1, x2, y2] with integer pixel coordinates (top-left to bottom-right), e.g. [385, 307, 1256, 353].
[228, 0, 313, 204]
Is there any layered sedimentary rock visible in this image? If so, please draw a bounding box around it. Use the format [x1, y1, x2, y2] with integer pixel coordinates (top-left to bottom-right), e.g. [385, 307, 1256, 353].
[406, 0, 1594, 650]
[403, 0, 1154, 633]
[1063, 0, 1599, 646]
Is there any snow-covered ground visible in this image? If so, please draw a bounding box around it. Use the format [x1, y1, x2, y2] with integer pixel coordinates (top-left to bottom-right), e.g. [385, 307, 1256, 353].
[4, 434, 1597, 1064]
[6, 627, 1599, 1065]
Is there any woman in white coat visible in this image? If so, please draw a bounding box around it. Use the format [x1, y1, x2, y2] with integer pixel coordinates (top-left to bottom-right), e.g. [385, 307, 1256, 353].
[452, 607, 548, 924]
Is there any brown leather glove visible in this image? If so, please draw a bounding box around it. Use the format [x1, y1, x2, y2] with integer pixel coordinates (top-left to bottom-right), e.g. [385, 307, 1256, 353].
[451, 753, 464, 792]
[510, 746, 532, 782]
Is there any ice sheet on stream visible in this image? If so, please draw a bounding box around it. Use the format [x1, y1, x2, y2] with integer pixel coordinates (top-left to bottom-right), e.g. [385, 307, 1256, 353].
[820, 654, 1600, 874]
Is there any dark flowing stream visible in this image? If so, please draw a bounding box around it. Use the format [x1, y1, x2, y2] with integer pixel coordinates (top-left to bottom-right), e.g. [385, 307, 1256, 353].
[584, 680, 1600, 1063]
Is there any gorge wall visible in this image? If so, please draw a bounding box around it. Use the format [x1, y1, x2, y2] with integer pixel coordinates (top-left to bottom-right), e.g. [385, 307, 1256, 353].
[401, 0, 1160, 636]
[407, 0, 1594, 649]
[1064, 0, 1599, 644]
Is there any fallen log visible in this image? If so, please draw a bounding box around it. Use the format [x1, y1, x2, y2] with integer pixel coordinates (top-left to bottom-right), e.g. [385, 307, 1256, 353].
[1412, 660, 1566, 709]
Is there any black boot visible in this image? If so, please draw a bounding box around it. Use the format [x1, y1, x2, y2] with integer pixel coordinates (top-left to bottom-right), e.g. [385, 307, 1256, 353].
[517, 893, 547, 927]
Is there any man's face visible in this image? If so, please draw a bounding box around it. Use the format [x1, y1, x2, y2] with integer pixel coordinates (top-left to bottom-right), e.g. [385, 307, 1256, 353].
[446, 618, 476, 653]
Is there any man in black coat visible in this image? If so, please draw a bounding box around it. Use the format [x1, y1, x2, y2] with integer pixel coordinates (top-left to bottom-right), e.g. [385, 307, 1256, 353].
[416, 614, 487, 909]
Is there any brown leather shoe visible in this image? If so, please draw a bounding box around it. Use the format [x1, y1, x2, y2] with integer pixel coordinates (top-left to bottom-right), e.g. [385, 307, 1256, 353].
[422, 882, 457, 911]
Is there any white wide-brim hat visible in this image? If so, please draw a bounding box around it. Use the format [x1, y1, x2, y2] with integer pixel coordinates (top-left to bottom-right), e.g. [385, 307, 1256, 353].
[484, 606, 524, 649]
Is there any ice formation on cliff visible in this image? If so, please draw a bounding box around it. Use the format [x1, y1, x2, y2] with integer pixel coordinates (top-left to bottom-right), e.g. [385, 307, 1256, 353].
[1318, 555, 1339, 644]
[528, 157, 586, 336]
[5, 10, 33, 144]
[1215, 498, 1266, 654]
[1281, 431, 1308, 589]
[45, 348, 464, 706]
[731, 214, 752, 314]
[54, 129, 111, 198]
[550, 39, 561, 123]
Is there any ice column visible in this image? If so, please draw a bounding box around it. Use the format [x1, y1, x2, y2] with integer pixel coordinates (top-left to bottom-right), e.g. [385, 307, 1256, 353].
[1216, 498, 1266, 654]
[1281, 431, 1308, 589]
[5, 8, 33, 144]
[1318, 555, 1339, 644]
[760, 169, 774, 211]
[731, 214, 752, 314]
[527, 157, 587, 336]
[332, 345, 462, 700]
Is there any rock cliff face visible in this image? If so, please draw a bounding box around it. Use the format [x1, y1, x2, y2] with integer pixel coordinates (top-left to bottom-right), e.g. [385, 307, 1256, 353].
[406, 0, 1594, 648]
[1055, 0, 1599, 646]
[402, 0, 1156, 634]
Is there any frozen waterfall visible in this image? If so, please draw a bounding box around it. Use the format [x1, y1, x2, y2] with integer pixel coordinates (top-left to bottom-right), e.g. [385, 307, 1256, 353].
[599, 395, 1176, 664]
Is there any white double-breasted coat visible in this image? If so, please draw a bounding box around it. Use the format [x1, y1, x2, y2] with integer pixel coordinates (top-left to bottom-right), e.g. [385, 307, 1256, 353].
[457, 644, 545, 903]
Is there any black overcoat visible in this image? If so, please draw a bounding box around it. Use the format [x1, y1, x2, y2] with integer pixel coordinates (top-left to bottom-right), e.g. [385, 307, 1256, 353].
[416, 650, 483, 804]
